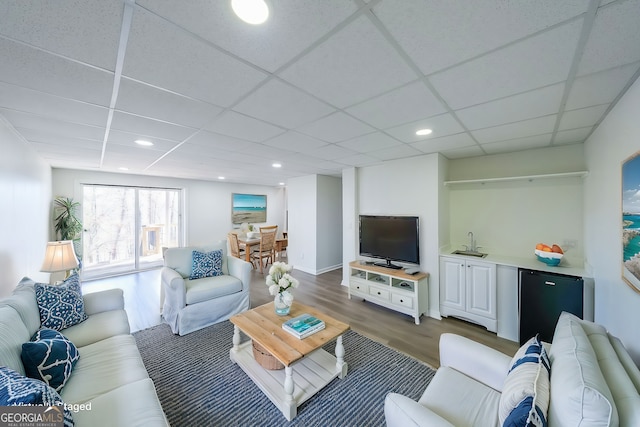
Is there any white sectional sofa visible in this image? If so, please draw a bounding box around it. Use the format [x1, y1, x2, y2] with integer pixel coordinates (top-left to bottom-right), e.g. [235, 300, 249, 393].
[161, 242, 252, 336]
[0, 277, 168, 426]
[385, 311, 640, 426]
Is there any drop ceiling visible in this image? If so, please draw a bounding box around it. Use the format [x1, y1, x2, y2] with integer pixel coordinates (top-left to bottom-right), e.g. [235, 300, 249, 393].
[1, 0, 639, 186]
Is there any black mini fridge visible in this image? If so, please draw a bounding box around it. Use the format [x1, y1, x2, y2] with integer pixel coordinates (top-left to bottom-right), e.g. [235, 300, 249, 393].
[518, 269, 583, 345]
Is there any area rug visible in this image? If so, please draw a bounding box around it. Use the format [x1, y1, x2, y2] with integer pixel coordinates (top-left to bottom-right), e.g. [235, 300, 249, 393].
[133, 321, 435, 426]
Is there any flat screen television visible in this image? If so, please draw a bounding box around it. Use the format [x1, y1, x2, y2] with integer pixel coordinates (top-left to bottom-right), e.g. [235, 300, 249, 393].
[359, 215, 420, 269]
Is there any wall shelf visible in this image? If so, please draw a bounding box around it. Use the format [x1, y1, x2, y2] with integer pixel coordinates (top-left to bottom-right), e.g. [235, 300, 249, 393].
[443, 171, 588, 186]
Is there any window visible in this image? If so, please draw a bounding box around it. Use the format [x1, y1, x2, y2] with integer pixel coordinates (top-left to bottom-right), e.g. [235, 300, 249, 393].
[82, 185, 182, 278]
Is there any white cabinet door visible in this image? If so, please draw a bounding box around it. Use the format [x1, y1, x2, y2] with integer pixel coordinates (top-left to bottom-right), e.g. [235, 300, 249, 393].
[465, 261, 497, 319]
[440, 257, 465, 311]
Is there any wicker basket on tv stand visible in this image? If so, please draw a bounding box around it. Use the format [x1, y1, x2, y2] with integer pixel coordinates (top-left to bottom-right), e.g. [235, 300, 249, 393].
[348, 261, 429, 325]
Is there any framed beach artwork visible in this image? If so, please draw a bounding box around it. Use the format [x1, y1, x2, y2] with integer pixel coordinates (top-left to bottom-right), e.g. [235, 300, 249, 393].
[622, 151, 640, 294]
[232, 193, 267, 224]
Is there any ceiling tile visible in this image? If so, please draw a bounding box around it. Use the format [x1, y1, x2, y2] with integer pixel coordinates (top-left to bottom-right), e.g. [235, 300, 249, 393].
[263, 131, 327, 152]
[0, 82, 109, 127]
[558, 104, 609, 131]
[233, 79, 334, 128]
[456, 84, 565, 130]
[279, 15, 417, 108]
[1, 109, 104, 141]
[295, 112, 374, 143]
[577, 0, 640, 76]
[345, 80, 447, 129]
[385, 113, 465, 143]
[107, 129, 178, 152]
[305, 144, 358, 161]
[373, 0, 590, 75]
[116, 78, 224, 129]
[471, 115, 557, 144]
[137, 0, 357, 72]
[566, 62, 640, 110]
[110, 111, 195, 142]
[336, 153, 383, 167]
[204, 110, 285, 142]
[370, 144, 423, 161]
[338, 132, 402, 153]
[16, 128, 102, 148]
[123, 7, 268, 106]
[411, 132, 477, 154]
[481, 134, 552, 154]
[554, 127, 593, 145]
[440, 145, 485, 159]
[187, 130, 259, 153]
[0, 0, 123, 70]
[0, 38, 113, 106]
[430, 20, 582, 109]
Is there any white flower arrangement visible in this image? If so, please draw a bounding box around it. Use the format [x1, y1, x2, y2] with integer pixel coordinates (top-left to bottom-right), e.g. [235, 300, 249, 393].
[266, 262, 299, 305]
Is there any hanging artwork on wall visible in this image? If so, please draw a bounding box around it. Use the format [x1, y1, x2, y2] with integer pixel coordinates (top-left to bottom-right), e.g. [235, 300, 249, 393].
[232, 193, 267, 224]
[621, 150, 640, 294]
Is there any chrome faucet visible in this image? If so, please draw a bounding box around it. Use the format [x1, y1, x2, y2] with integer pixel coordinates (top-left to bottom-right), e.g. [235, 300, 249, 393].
[464, 231, 478, 252]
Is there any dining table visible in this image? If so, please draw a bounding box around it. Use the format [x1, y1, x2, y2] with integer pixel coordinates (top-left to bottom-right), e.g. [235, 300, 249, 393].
[237, 236, 260, 263]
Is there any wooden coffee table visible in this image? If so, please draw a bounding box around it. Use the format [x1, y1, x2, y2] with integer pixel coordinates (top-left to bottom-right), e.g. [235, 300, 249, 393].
[229, 302, 350, 421]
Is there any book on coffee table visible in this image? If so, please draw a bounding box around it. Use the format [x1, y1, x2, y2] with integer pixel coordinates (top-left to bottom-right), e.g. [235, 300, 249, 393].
[282, 313, 325, 339]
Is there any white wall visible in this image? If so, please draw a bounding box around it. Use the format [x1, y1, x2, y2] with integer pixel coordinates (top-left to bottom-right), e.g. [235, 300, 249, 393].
[288, 174, 342, 275]
[52, 169, 286, 247]
[287, 175, 318, 273]
[584, 76, 640, 363]
[447, 145, 586, 261]
[0, 117, 52, 294]
[342, 167, 358, 286]
[356, 154, 441, 317]
[316, 175, 342, 273]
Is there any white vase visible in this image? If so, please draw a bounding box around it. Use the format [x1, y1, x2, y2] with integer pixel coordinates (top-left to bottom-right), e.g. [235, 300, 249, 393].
[274, 292, 292, 316]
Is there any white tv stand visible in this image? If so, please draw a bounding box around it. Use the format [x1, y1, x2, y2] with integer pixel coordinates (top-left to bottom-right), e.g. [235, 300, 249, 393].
[348, 261, 429, 325]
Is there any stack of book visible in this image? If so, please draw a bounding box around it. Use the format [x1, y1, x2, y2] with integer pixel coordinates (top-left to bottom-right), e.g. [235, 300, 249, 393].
[282, 313, 325, 339]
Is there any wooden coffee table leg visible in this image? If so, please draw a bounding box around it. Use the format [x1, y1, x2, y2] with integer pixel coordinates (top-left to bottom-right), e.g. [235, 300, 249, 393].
[335, 335, 348, 378]
[284, 366, 296, 421]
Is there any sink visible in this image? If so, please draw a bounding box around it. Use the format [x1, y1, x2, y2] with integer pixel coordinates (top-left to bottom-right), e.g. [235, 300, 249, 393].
[451, 250, 488, 258]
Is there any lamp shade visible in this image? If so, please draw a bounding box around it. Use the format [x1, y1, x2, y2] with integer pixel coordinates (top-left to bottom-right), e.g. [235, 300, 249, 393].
[40, 241, 79, 273]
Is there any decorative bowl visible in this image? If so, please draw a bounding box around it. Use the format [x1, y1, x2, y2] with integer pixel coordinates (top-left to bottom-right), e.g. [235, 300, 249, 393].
[534, 249, 563, 266]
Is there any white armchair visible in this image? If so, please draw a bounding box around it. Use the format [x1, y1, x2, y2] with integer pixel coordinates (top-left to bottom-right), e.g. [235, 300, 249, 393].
[384, 333, 511, 427]
[161, 241, 252, 336]
[385, 313, 640, 426]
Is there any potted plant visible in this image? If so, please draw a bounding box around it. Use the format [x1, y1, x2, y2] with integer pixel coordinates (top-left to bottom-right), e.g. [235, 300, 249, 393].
[53, 197, 83, 259]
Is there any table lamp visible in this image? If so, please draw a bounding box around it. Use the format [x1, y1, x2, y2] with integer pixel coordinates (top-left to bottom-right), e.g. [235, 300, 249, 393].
[40, 240, 79, 282]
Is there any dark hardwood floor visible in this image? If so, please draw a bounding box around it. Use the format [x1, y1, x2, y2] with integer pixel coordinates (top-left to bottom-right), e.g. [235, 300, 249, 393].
[83, 263, 519, 368]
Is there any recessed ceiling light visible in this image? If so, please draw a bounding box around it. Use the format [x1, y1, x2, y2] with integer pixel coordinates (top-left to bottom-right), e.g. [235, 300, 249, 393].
[218, 176, 225, 180]
[135, 139, 154, 146]
[279, 182, 285, 186]
[231, 0, 269, 25]
[118, 167, 129, 171]
[416, 128, 433, 136]
[272, 163, 282, 168]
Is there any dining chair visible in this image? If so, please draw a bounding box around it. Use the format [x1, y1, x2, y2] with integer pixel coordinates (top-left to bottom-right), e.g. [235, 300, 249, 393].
[227, 232, 245, 259]
[251, 225, 277, 273]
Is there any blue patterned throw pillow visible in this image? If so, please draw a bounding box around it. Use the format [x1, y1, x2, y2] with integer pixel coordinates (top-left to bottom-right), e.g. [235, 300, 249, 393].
[499, 335, 550, 427]
[190, 250, 223, 280]
[21, 329, 80, 392]
[35, 273, 88, 331]
[0, 366, 74, 426]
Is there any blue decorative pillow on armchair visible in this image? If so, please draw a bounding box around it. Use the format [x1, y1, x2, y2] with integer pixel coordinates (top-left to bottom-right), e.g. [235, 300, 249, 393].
[21, 329, 80, 392]
[35, 273, 88, 331]
[190, 250, 223, 280]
